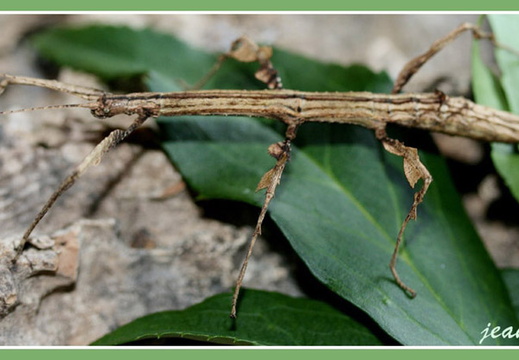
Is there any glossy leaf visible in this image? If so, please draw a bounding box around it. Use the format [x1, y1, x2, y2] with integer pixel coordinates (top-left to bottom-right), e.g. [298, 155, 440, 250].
[92, 289, 382, 345]
[502, 269, 519, 318]
[478, 15, 519, 203]
[159, 114, 518, 345]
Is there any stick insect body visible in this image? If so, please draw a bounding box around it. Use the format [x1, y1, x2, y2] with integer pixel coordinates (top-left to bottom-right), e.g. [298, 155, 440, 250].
[1, 23, 517, 318]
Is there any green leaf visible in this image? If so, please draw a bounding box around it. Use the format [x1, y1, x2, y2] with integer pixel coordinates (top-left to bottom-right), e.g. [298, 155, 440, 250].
[159, 115, 518, 346]
[502, 269, 519, 318]
[488, 15, 519, 113]
[92, 289, 382, 345]
[31, 25, 271, 91]
[32, 24, 519, 345]
[472, 15, 519, 203]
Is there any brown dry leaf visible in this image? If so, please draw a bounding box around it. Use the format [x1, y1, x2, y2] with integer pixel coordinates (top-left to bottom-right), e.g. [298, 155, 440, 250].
[256, 168, 276, 191]
[402, 147, 422, 188]
[228, 37, 260, 63]
[382, 140, 424, 188]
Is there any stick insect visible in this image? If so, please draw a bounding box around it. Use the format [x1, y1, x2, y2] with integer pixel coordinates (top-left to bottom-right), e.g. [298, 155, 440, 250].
[1, 23, 518, 318]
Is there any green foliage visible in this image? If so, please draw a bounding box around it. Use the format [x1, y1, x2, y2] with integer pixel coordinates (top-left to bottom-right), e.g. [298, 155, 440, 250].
[472, 15, 519, 203]
[92, 289, 382, 346]
[502, 269, 519, 318]
[31, 22, 519, 345]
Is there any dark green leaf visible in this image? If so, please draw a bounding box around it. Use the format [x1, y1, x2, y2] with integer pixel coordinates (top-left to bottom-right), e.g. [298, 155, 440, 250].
[31, 25, 215, 89]
[159, 115, 518, 346]
[92, 289, 382, 346]
[502, 269, 519, 318]
[32, 24, 519, 345]
[488, 15, 519, 113]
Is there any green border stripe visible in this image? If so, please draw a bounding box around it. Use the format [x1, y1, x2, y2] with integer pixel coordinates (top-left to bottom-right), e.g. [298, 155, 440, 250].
[5, 349, 519, 359]
[2, 0, 519, 11]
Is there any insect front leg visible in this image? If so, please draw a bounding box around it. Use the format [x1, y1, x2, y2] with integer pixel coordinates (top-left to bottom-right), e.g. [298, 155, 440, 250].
[0, 73, 106, 100]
